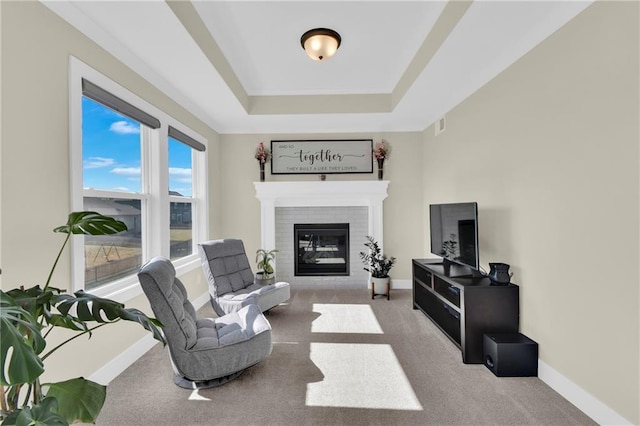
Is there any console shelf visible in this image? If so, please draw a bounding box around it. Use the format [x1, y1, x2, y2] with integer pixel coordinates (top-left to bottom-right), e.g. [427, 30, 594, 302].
[412, 259, 520, 364]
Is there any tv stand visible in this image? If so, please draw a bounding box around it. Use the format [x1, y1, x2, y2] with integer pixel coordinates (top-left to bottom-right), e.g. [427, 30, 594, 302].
[412, 259, 519, 363]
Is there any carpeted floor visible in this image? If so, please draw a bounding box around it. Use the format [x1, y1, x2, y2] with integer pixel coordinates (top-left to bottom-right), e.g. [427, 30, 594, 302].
[95, 288, 594, 425]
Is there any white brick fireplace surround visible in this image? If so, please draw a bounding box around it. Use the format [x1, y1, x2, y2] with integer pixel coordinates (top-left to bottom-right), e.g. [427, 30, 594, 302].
[255, 181, 389, 287]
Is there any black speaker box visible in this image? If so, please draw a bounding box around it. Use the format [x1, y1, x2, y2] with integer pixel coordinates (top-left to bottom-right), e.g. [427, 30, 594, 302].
[483, 333, 538, 377]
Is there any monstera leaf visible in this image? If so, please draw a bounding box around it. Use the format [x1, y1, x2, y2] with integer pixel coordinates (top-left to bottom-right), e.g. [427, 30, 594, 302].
[4, 286, 86, 333]
[43, 378, 106, 424]
[55, 291, 165, 344]
[44, 211, 127, 291]
[0, 291, 45, 386]
[5, 286, 56, 318]
[53, 211, 127, 236]
[1, 397, 68, 426]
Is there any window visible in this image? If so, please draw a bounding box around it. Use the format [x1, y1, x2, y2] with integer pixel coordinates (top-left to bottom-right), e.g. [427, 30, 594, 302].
[167, 126, 206, 261]
[168, 135, 193, 260]
[81, 97, 145, 289]
[70, 58, 207, 300]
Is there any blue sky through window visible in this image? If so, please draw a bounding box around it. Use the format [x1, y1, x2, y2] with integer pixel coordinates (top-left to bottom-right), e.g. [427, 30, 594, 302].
[168, 137, 193, 197]
[82, 97, 192, 196]
[82, 97, 141, 192]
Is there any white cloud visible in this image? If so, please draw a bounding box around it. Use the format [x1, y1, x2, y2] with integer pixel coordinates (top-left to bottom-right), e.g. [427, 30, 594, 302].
[110, 121, 140, 135]
[111, 167, 140, 176]
[112, 187, 130, 192]
[169, 168, 192, 184]
[84, 157, 115, 169]
[169, 167, 192, 176]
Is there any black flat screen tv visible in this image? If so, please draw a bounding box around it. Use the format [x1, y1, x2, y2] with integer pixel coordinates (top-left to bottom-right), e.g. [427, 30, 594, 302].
[429, 202, 479, 271]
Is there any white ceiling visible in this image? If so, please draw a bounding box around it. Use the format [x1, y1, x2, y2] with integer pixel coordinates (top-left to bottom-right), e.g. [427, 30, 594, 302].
[43, 1, 593, 134]
[194, 1, 445, 96]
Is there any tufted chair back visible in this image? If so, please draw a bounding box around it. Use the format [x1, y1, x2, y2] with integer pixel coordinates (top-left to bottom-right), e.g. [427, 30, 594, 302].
[199, 239, 255, 298]
[138, 257, 199, 351]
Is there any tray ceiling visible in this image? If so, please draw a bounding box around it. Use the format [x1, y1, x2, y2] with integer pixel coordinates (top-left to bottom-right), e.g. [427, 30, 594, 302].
[43, 1, 593, 134]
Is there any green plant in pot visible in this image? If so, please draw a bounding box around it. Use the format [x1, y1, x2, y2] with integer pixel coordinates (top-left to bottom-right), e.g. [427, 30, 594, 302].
[359, 236, 396, 294]
[255, 249, 277, 285]
[0, 211, 165, 425]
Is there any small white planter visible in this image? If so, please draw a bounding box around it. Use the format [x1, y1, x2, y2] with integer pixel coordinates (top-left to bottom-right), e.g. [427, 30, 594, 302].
[369, 276, 390, 288]
[370, 276, 390, 300]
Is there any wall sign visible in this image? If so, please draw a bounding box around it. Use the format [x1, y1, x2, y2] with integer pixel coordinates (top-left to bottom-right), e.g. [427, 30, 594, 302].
[270, 139, 373, 175]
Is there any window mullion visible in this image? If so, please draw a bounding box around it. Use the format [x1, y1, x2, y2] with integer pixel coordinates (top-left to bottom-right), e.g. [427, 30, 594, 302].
[70, 67, 84, 291]
[193, 145, 208, 250]
[168, 196, 193, 203]
[145, 126, 169, 260]
[83, 189, 143, 200]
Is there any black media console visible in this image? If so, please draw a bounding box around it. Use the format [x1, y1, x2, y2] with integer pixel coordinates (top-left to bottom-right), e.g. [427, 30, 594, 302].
[412, 259, 520, 364]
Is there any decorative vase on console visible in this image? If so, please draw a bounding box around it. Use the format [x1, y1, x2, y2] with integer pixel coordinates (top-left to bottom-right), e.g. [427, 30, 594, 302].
[377, 158, 384, 180]
[373, 139, 390, 181]
[255, 141, 270, 182]
[488, 262, 511, 285]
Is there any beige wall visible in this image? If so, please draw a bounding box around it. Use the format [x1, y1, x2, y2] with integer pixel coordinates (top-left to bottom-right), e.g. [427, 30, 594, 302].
[0, 2, 218, 380]
[422, 2, 639, 423]
[219, 132, 424, 281]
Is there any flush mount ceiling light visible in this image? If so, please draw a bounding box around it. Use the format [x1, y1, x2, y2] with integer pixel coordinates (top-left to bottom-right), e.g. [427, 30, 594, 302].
[300, 28, 341, 61]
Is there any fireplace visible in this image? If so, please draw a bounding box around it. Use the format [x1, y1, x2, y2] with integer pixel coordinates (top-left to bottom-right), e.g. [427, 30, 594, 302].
[294, 223, 349, 276]
[255, 181, 389, 286]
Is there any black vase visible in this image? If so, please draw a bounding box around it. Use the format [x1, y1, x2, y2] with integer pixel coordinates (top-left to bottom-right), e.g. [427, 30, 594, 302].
[489, 263, 511, 285]
[377, 158, 384, 180]
[259, 162, 265, 182]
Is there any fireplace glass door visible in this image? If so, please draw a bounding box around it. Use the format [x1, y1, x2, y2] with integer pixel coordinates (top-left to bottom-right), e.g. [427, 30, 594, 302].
[294, 223, 349, 276]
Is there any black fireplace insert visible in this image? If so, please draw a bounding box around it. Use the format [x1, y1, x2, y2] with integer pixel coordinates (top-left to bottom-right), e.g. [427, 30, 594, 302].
[294, 223, 349, 276]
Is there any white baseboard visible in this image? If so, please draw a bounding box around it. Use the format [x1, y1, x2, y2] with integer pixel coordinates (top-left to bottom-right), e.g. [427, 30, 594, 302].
[88, 333, 158, 385]
[192, 291, 210, 310]
[538, 359, 632, 425]
[391, 279, 412, 289]
[88, 291, 210, 385]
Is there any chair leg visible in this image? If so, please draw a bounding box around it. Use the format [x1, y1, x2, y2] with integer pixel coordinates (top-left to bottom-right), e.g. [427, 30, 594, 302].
[173, 369, 246, 389]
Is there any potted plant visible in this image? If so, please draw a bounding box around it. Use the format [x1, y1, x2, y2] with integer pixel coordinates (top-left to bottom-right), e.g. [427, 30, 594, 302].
[255, 248, 277, 285]
[359, 235, 396, 296]
[0, 211, 165, 425]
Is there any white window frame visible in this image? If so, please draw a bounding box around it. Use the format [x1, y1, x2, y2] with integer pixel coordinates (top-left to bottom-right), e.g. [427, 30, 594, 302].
[69, 57, 208, 302]
[166, 121, 206, 263]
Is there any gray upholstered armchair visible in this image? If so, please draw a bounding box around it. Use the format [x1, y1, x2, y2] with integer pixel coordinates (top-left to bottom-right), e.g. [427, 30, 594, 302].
[138, 257, 272, 388]
[198, 239, 291, 316]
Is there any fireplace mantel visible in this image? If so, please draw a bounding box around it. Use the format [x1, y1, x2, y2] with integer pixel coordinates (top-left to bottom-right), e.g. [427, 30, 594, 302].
[254, 180, 389, 252]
